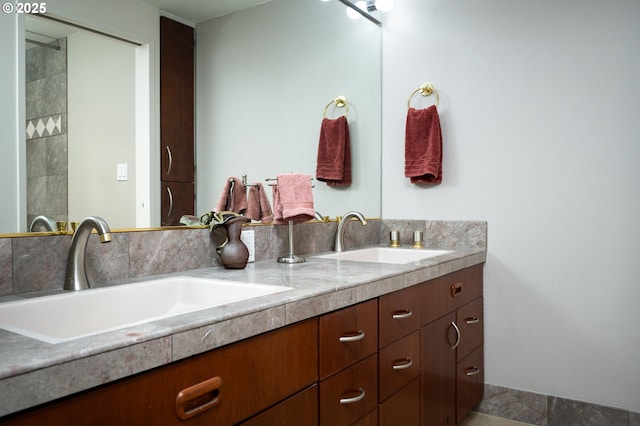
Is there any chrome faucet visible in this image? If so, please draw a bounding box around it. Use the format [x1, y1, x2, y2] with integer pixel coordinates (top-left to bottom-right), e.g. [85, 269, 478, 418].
[334, 211, 367, 252]
[64, 216, 111, 291]
[29, 215, 57, 232]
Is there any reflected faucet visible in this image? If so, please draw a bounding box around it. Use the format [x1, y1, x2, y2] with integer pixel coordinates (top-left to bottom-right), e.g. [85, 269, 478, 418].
[334, 211, 367, 252]
[29, 215, 57, 232]
[64, 216, 111, 291]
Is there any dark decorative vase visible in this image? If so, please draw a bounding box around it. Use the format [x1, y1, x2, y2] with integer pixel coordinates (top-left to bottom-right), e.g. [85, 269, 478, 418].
[216, 216, 251, 269]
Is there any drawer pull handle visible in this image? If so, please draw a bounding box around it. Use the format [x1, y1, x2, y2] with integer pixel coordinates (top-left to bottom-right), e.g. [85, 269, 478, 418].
[339, 330, 365, 343]
[340, 388, 366, 405]
[392, 358, 413, 370]
[392, 310, 413, 319]
[166, 145, 173, 175]
[166, 187, 174, 218]
[450, 321, 461, 350]
[175, 376, 222, 420]
[465, 317, 479, 324]
[451, 282, 463, 297]
[466, 366, 481, 376]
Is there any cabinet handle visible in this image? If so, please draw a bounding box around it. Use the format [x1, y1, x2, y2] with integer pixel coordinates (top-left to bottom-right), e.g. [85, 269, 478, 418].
[465, 317, 479, 324]
[175, 376, 222, 420]
[339, 330, 365, 342]
[392, 358, 413, 370]
[450, 321, 461, 350]
[466, 366, 480, 376]
[166, 187, 173, 218]
[339, 388, 366, 405]
[166, 145, 173, 175]
[392, 310, 413, 319]
[451, 282, 463, 298]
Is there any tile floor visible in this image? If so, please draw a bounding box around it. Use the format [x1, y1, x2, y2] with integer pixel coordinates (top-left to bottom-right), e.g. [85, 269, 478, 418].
[460, 412, 535, 426]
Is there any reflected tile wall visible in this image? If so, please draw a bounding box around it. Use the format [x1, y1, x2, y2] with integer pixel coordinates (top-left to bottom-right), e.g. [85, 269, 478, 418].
[25, 37, 68, 225]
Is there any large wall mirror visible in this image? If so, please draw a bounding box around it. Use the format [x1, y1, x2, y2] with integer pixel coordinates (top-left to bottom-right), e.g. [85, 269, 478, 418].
[2, 0, 381, 236]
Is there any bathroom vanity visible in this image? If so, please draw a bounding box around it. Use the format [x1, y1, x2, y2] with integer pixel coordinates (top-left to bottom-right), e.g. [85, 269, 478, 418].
[0, 251, 484, 425]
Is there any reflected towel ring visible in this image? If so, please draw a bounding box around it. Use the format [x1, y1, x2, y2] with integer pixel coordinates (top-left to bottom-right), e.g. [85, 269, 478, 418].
[407, 82, 439, 108]
[323, 95, 349, 118]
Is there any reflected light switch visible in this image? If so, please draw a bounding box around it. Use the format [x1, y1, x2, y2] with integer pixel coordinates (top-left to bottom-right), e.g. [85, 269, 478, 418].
[117, 163, 128, 181]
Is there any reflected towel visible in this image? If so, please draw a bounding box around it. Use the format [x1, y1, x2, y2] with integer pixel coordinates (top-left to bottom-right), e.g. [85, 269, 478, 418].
[214, 177, 247, 214]
[246, 182, 274, 223]
[272, 173, 315, 224]
[405, 106, 443, 184]
[316, 116, 352, 186]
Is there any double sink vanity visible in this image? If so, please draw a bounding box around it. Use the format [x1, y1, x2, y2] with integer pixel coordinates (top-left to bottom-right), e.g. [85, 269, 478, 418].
[0, 220, 486, 425]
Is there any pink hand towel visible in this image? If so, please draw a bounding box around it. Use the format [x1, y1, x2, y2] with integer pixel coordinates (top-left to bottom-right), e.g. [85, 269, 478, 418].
[214, 177, 248, 214]
[405, 105, 443, 184]
[316, 116, 352, 186]
[246, 182, 273, 223]
[272, 173, 315, 224]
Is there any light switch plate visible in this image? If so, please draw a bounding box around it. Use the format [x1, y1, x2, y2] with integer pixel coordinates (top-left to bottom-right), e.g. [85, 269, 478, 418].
[116, 163, 128, 181]
[240, 229, 255, 262]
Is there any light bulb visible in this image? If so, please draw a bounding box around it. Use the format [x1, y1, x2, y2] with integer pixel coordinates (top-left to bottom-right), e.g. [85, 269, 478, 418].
[346, 1, 366, 19]
[374, 0, 394, 12]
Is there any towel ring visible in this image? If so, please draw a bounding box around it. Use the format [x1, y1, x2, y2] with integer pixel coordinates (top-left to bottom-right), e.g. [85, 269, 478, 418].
[323, 95, 349, 118]
[407, 82, 439, 108]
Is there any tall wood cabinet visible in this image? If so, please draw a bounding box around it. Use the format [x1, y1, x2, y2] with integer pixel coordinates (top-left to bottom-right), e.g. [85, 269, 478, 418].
[160, 17, 195, 225]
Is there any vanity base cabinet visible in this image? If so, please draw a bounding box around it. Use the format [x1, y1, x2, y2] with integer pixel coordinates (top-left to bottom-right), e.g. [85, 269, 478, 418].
[420, 264, 484, 426]
[0, 319, 317, 426]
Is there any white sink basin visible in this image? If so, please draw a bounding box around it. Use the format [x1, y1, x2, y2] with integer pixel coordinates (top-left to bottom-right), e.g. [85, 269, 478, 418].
[315, 247, 453, 264]
[0, 277, 290, 344]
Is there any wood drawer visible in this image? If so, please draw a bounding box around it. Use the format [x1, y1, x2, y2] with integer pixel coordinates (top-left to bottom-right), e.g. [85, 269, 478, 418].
[456, 345, 484, 424]
[378, 330, 420, 402]
[379, 376, 420, 426]
[169, 319, 318, 425]
[239, 384, 318, 426]
[422, 264, 483, 325]
[353, 408, 378, 426]
[378, 285, 421, 348]
[319, 299, 378, 380]
[319, 354, 379, 426]
[456, 297, 483, 362]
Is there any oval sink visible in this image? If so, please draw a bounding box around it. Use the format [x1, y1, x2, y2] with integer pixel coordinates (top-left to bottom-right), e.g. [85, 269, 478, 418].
[0, 277, 290, 344]
[315, 247, 453, 264]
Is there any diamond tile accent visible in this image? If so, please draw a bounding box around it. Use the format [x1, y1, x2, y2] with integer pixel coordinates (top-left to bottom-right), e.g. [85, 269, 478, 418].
[26, 114, 64, 140]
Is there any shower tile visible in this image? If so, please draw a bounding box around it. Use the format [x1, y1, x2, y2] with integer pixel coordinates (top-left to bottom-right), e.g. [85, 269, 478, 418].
[46, 133, 67, 176]
[0, 240, 11, 296]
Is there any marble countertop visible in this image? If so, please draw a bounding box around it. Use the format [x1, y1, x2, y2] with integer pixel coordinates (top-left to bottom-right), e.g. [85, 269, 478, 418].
[0, 246, 486, 417]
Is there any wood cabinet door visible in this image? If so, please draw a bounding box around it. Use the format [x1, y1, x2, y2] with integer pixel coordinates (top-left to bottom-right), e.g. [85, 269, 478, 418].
[160, 16, 194, 183]
[420, 312, 457, 426]
[378, 330, 420, 402]
[319, 354, 378, 426]
[379, 376, 420, 426]
[456, 297, 483, 362]
[161, 181, 194, 226]
[456, 346, 484, 424]
[239, 385, 318, 426]
[319, 299, 378, 380]
[379, 284, 421, 348]
[167, 319, 318, 425]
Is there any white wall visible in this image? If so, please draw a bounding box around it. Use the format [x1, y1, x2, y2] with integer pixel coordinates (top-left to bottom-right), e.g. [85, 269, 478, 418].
[195, 0, 382, 218]
[382, 0, 640, 412]
[0, 13, 24, 233]
[67, 31, 136, 228]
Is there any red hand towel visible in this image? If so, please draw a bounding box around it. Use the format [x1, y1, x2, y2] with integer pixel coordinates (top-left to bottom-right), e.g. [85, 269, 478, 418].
[316, 116, 352, 186]
[214, 177, 248, 214]
[246, 183, 273, 223]
[405, 106, 443, 184]
[272, 173, 315, 224]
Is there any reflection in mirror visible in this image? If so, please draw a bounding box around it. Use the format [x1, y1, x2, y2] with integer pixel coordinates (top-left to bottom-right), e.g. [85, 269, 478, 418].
[24, 15, 139, 231]
[196, 0, 382, 219]
[2, 0, 381, 236]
